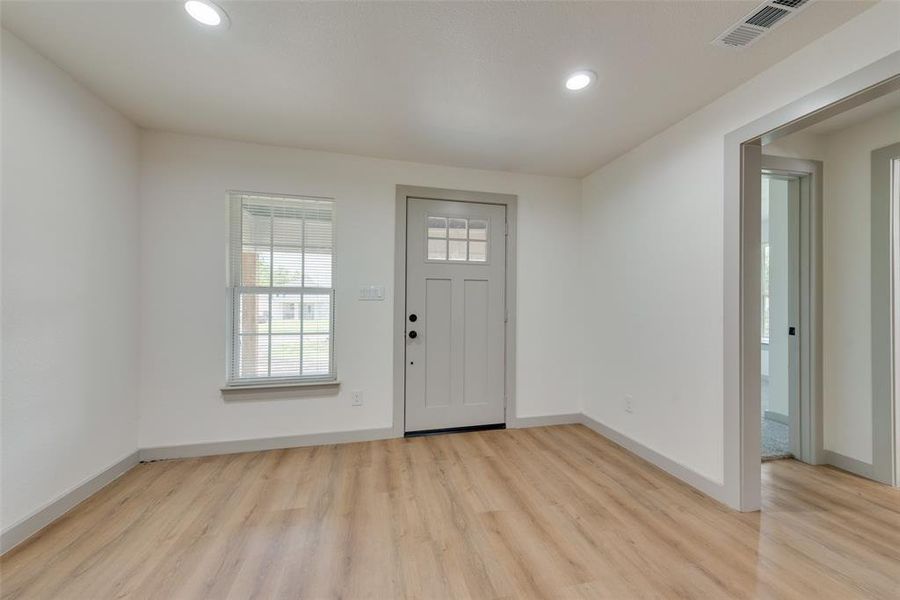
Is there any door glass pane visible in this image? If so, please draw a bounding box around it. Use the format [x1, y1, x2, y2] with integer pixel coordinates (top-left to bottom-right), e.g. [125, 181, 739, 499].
[448, 218, 467, 239]
[469, 219, 487, 240]
[428, 238, 447, 260]
[427, 217, 447, 238]
[469, 241, 487, 262]
[448, 240, 467, 261]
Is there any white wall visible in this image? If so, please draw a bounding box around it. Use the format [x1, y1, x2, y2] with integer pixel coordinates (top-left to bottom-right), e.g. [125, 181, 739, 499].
[820, 107, 900, 463]
[579, 2, 900, 485]
[139, 132, 581, 448]
[1, 32, 140, 531]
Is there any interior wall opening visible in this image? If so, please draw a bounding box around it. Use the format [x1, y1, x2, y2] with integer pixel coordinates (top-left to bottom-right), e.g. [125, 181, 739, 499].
[755, 86, 900, 487]
[727, 59, 900, 512]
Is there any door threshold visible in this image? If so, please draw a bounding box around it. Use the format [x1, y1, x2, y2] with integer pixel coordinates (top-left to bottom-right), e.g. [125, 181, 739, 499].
[404, 423, 506, 438]
[761, 454, 793, 462]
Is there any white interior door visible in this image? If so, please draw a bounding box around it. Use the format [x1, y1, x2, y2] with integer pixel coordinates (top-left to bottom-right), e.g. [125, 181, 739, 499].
[405, 198, 506, 432]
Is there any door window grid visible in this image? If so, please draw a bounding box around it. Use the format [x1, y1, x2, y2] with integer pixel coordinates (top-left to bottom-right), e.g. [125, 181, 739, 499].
[426, 216, 488, 262]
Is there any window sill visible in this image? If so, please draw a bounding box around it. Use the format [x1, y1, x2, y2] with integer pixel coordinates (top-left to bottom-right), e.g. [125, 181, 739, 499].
[221, 380, 340, 393]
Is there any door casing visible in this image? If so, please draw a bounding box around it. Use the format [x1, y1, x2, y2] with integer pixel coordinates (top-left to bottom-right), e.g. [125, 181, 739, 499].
[392, 185, 518, 436]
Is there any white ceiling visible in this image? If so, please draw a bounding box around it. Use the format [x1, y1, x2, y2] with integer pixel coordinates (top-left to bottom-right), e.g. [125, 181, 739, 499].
[1, 1, 874, 177]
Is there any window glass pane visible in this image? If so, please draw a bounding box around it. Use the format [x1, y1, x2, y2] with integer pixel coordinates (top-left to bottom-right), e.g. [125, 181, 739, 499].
[273, 249, 303, 286]
[241, 248, 271, 287]
[242, 205, 272, 286]
[271, 294, 302, 333]
[428, 238, 447, 260]
[448, 240, 467, 261]
[427, 217, 447, 238]
[304, 252, 332, 288]
[304, 217, 333, 287]
[469, 219, 487, 240]
[448, 218, 467, 239]
[302, 334, 331, 375]
[237, 334, 269, 378]
[271, 335, 301, 376]
[239, 293, 269, 334]
[272, 204, 304, 247]
[303, 294, 331, 334]
[468, 241, 487, 262]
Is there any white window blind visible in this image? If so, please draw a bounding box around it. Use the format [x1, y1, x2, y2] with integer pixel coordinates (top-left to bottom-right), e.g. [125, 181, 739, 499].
[228, 193, 335, 385]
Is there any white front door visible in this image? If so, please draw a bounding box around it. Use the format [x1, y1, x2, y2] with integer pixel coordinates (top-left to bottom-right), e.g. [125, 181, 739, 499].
[404, 198, 506, 432]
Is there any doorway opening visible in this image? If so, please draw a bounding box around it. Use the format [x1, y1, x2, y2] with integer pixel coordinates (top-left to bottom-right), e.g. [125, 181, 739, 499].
[725, 55, 900, 511]
[758, 157, 822, 466]
[760, 172, 799, 461]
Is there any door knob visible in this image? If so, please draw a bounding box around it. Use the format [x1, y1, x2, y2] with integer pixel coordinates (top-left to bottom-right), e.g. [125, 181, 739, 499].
[408, 330, 418, 339]
[409, 314, 418, 322]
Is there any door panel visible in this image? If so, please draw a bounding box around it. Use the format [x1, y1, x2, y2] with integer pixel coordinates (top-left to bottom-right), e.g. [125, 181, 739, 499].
[424, 278, 452, 408]
[405, 198, 506, 432]
[463, 279, 490, 406]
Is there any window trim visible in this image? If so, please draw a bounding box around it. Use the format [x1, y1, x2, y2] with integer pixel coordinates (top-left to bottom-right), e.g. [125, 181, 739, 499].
[225, 191, 337, 388]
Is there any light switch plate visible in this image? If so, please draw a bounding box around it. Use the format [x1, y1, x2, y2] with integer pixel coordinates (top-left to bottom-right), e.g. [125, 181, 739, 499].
[359, 285, 385, 301]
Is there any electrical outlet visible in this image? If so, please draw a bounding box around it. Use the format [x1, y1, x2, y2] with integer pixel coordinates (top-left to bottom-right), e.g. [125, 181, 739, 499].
[351, 390, 364, 407]
[624, 395, 634, 414]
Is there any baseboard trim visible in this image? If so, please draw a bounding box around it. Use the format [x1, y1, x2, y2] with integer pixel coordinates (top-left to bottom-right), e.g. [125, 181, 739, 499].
[822, 450, 875, 480]
[139, 427, 398, 461]
[0, 451, 140, 555]
[764, 410, 790, 425]
[509, 413, 582, 428]
[579, 414, 730, 507]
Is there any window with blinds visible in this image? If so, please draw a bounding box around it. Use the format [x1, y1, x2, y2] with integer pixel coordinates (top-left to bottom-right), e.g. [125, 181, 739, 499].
[228, 193, 335, 385]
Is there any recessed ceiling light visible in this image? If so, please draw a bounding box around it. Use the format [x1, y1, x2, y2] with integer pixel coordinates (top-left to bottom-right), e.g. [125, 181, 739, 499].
[565, 70, 596, 92]
[184, 0, 229, 28]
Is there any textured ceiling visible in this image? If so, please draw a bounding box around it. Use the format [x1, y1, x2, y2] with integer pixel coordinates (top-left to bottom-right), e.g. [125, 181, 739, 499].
[1, 1, 875, 177]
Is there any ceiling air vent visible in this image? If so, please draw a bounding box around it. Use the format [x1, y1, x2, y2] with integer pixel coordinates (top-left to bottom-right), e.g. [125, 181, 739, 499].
[713, 0, 814, 49]
[720, 25, 765, 48]
[772, 0, 810, 8]
[746, 6, 790, 28]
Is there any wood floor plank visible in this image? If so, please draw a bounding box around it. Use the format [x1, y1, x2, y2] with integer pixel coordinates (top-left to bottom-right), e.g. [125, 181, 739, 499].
[2, 424, 898, 599]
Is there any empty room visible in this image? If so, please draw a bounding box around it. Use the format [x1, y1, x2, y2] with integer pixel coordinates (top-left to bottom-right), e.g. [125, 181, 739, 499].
[2, 1, 899, 599]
